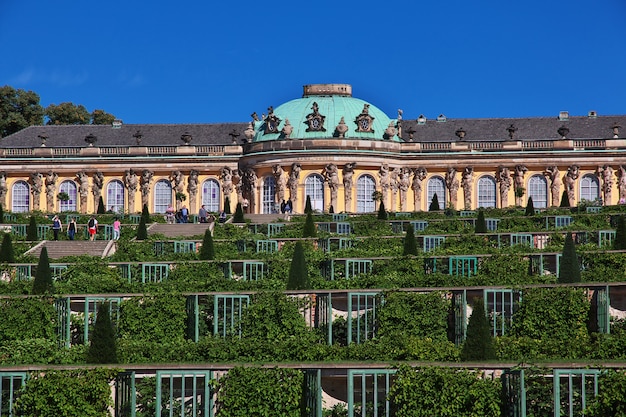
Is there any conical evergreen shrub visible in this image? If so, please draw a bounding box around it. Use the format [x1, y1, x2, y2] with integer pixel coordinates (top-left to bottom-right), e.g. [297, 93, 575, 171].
[614, 215, 626, 250]
[560, 191, 570, 208]
[525, 196, 535, 216]
[224, 197, 231, 214]
[141, 204, 150, 222]
[559, 231, 581, 283]
[403, 223, 418, 256]
[0, 204, 4, 224]
[302, 211, 317, 238]
[460, 298, 496, 361]
[97, 196, 106, 214]
[329, 205, 334, 214]
[287, 241, 309, 290]
[87, 302, 118, 364]
[32, 247, 53, 295]
[475, 209, 487, 233]
[26, 216, 38, 241]
[377, 201, 388, 220]
[199, 228, 215, 260]
[304, 195, 313, 214]
[136, 215, 148, 240]
[0, 233, 16, 263]
[429, 193, 440, 212]
[233, 202, 245, 223]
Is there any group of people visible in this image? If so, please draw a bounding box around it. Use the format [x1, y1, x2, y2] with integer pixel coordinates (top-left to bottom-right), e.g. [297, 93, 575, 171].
[50, 215, 120, 241]
[165, 204, 190, 224]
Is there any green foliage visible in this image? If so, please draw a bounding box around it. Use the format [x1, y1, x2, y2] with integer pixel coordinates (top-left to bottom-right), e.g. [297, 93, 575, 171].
[0, 85, 44, 137]
[302, 211, 317, 238]
[388, 365, 501, 416]
[0, 297, 56, 341]
[429, 193, 440, 211]
[45, 102, 90, 125]
[403, 223, 418, 256]
[32, 247, 53, 295]
[585, 369, 626, 416]
[87, 302, 118, 364]
[475, 208, 487, 233]
[377, 200, 388, 220]
[224, 196, 231, 214]
[55, 256, 128, 294]
[118, 294, 187, 343]
[141, 204, 150, 222]
[215, 367, 304, 417]
[232, 202, 244, 223]
[525, 196, 535, 215]
[198, 228, 215, 260]
[26, 216, 38, 241]
[560, 190, 570, 207]
[287, 241, 309, 290]
[14, 369, 117, 417]
[0, 232, 15, 263]
[460, 298, 495, 361]
[90, 109, 116, 125]
[559, 231, 581, 283]
[305, 195, 313, 214]
[136, 216, 148, 240]
[0, 339, 86, 365]
[97, 197, 105, 214]
[614, 215, 626, 250]
[0, 202, 3, 223]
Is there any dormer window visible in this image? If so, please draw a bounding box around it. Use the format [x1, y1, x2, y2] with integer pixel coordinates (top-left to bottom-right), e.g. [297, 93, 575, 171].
[263, 106, 281, 135]
[437, 114, 447, 122]
[355, 104, 375, 133]
[304, 102, 326, 132]
[417, 114, 427, 125]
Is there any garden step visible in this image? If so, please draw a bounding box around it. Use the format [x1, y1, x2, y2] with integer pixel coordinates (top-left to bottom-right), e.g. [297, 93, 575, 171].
[25, 240, 115, 260]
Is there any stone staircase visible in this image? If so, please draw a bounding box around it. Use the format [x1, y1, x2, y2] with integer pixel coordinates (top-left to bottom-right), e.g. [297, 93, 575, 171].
[26, 240, 116, 260]
[147, 223, 213, 238]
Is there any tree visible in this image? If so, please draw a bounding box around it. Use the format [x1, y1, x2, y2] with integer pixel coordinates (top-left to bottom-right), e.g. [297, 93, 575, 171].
[97, 196, 105, 214]
[141, 204, 150, 223]
[224, 197, 231, 214]
[475, 209, 487, 233]
[90, 109, 116, 125]
[287, 241, 309, 290]
[26, 216, 38, 241]
[559, 231, 581, 283]
[0, 85, 44, 137]
[560, 190, 570, 208]
[45, 102, 90, 125]
[0, 233, 16, 263]
[614, 215, 626, 250]
[304, 195, 313, 214]
[32, 247, 53, 295]
[302, 211, 317, 238]
[0, 202, 4, 223]
[461, 298, 496, 361]
[429, 193, 440, 212]
[525, 196, 535, 216]
[87, 302, 118, 364]
[377, 200, 388, 220]
[136, 216, 148, 240]
[232, 202, 245, 223]
[199, 228, 215, 260]
[403, 223, 418, 256]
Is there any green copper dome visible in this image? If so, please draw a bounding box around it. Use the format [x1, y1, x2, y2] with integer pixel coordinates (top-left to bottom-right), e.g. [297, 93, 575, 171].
[252, 84, 402, 142]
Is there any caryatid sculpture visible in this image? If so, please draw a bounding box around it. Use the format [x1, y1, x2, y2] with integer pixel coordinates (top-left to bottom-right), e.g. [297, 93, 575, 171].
[124, 169, 138, 213]
[45, 171, 58, 212]
[92, 172, 104, 210]
[187, 170, 199, 212]
[461, 166, 474, 210]
[513, 165, 528, 206]
[597, 165, 613, 205]
[221, 167, 234, 198]
[496, 166, 511, 208]
[390, 167, 402, 210]
[323, 163, 340, 211]
[30, 172, 43, 211]
[343, 162, 356, 211]
[379, 163, 391, 207]
[398, 167, 411, 211]
[564, 165, 580, 207]
[242, 167, 258, 212]
[77, 171, 90, 214]
[445, 167, 459, 209]
[272, 165, 287, 204]
[618, 165, 626, 204]
[170, 170, 184, 209]
[543, 166, 562, 207]
[0, 172, 7, 209]
[411, 167, 427, 211]
[140, 170, 154, 210]
[287, 163, 301, 203]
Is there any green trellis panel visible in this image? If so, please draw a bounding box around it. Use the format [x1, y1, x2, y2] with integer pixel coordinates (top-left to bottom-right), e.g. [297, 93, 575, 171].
[83, 297, 121, 344]
[115, 371, 136, 417]
[37, 224, 50, 240]
[141, 263, 169, 283]
[454, 290, 467, 345]
[54, 297, 71, 348]
[333, 213, 348, 221]
[449, 256, 478, 277]
[0, 372, 28, 417]
[347, 369, 396, 417]
[304, 369, 322, 417]
[242, 261, 265, 281]
[410, 220, 428, 231]
[15, 264, 33, 280]
[485, 218, 500, 231]
[598, 230, 616, 248]
[347, 292, 380, 345]
[597, 286, 610, 334]
[423, 236, 445, 252]
[336, 222, 352, 235]
[510, 233, 533, 247]
[553, 369, 600, 417]
[256, 240, 278, 253]
[11, 224, 26, 237]
[128, 214, 141, 224]
[267, 223, 284, 237]
[345, 259, 372, 279]
[213, 294, 250, 338]
[502, 369, 526, 417]
[484, 289, 520, 336]
[174, 241, 196, 253]
[50, 264, 68, 280]
[460, 210, 476, 217]
[155, 370, 214, 417]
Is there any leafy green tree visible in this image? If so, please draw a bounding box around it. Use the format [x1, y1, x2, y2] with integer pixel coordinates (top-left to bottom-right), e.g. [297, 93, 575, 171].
[287, 241, 309, 290]
[461, 298, 496, 361]
[26, 216, 38, 241]
[87, 302, 118, 364]
[90, 109, 116, 125]
[302, 211, 317, 238]
[559, 231, 581, 283]
[224, 197, 231, 214]
[0, 85, 44, 137]
[403, 223, 418, 256]
[232, 202, 245, 223]
[560, 190, 570, 207]
[475, 208, 487, 233]
[32, 247, 53, 295]
[0, 232, 16, 263]
[136, 216, 148, 240]
[614, 215, 626, 250]
[304, 195, 313, 214]
[199, 228, 215, 260]
[45, 102, 90, 125]
[585, 369, 626, 416]
[429, 193, 440, 211]
[525, 196, 535, 216]
[377, 200, 388, 220]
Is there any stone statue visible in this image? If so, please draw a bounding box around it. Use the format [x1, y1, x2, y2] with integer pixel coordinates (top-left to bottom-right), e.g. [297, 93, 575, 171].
[221, 167, 234, 197]
[170, 170, 184, 209]
[30, 172, 43, 211]
[513, 165, 528, 206]
[461, 166, 474, 210]
[411, 167, 427, 211]
[0, 172, 7, 209]
[398, 167, 411, 211]
[445, 167, 459, 209]
[242, 167, 258, 212]
[543, 166, 562, 207]
[379, 163, 391, 207]
[343, 162, 356, 211]
[335, 117, 349, 138]
[92, 171, 104, 210]
[232, 168, 243, 203]
[496, 166, 512, 208]
[323, 163, 340, 211]
[618, 165, 626, 204]
[77, 171, 89, 214]
[597, 165, 613, 205]
[563, 165, 579, 206]
[124, 169, 138, 213]
[187, 170, 199, 212]
[287, 163, 301, 203]
[45, 171, 58, 212]
[140, 170, 154, 210]
[272, 165, 287, 204]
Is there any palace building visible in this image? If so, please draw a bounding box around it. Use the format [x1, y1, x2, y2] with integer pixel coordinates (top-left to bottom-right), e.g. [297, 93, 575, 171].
[0, 83, 625, 215]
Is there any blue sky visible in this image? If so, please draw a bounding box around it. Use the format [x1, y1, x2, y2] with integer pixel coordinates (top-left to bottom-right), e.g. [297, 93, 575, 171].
[1, 0, 625, 124]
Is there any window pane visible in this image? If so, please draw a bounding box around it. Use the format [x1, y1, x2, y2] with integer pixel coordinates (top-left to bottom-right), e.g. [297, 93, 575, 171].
[528, 175, 547, 208]
[579, 174, 599, 202]
[356, 175, 375, 213]
[106, 180, 125, 213]
[262, 176, 276, 214]
[427, 177, 446, 209]
[59, 180, 77, 212]
[305, 174, 324, 212]
[154, 180, 172, 213]
[477, 176, 496, 208]
[11, 181, 30, 213]
[202, 179, 221, 212]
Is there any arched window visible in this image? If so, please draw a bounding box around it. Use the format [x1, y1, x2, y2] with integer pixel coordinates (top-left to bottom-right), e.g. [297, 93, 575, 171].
[11, 181, 29, 213]
[356, 175, 376, 213]
[305, 174, 325, 212]
[153, 179, 172, 214]
[579, 174, 599, 203]
[58, 180, 77, 212]
[262, 176, 276, 214]
[427, 176, 446, 210]
[106, 180, 125, 214]
[528, 175, 548, 208]
[202, 179, 221, 213]
[477, 176, 496, 208]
